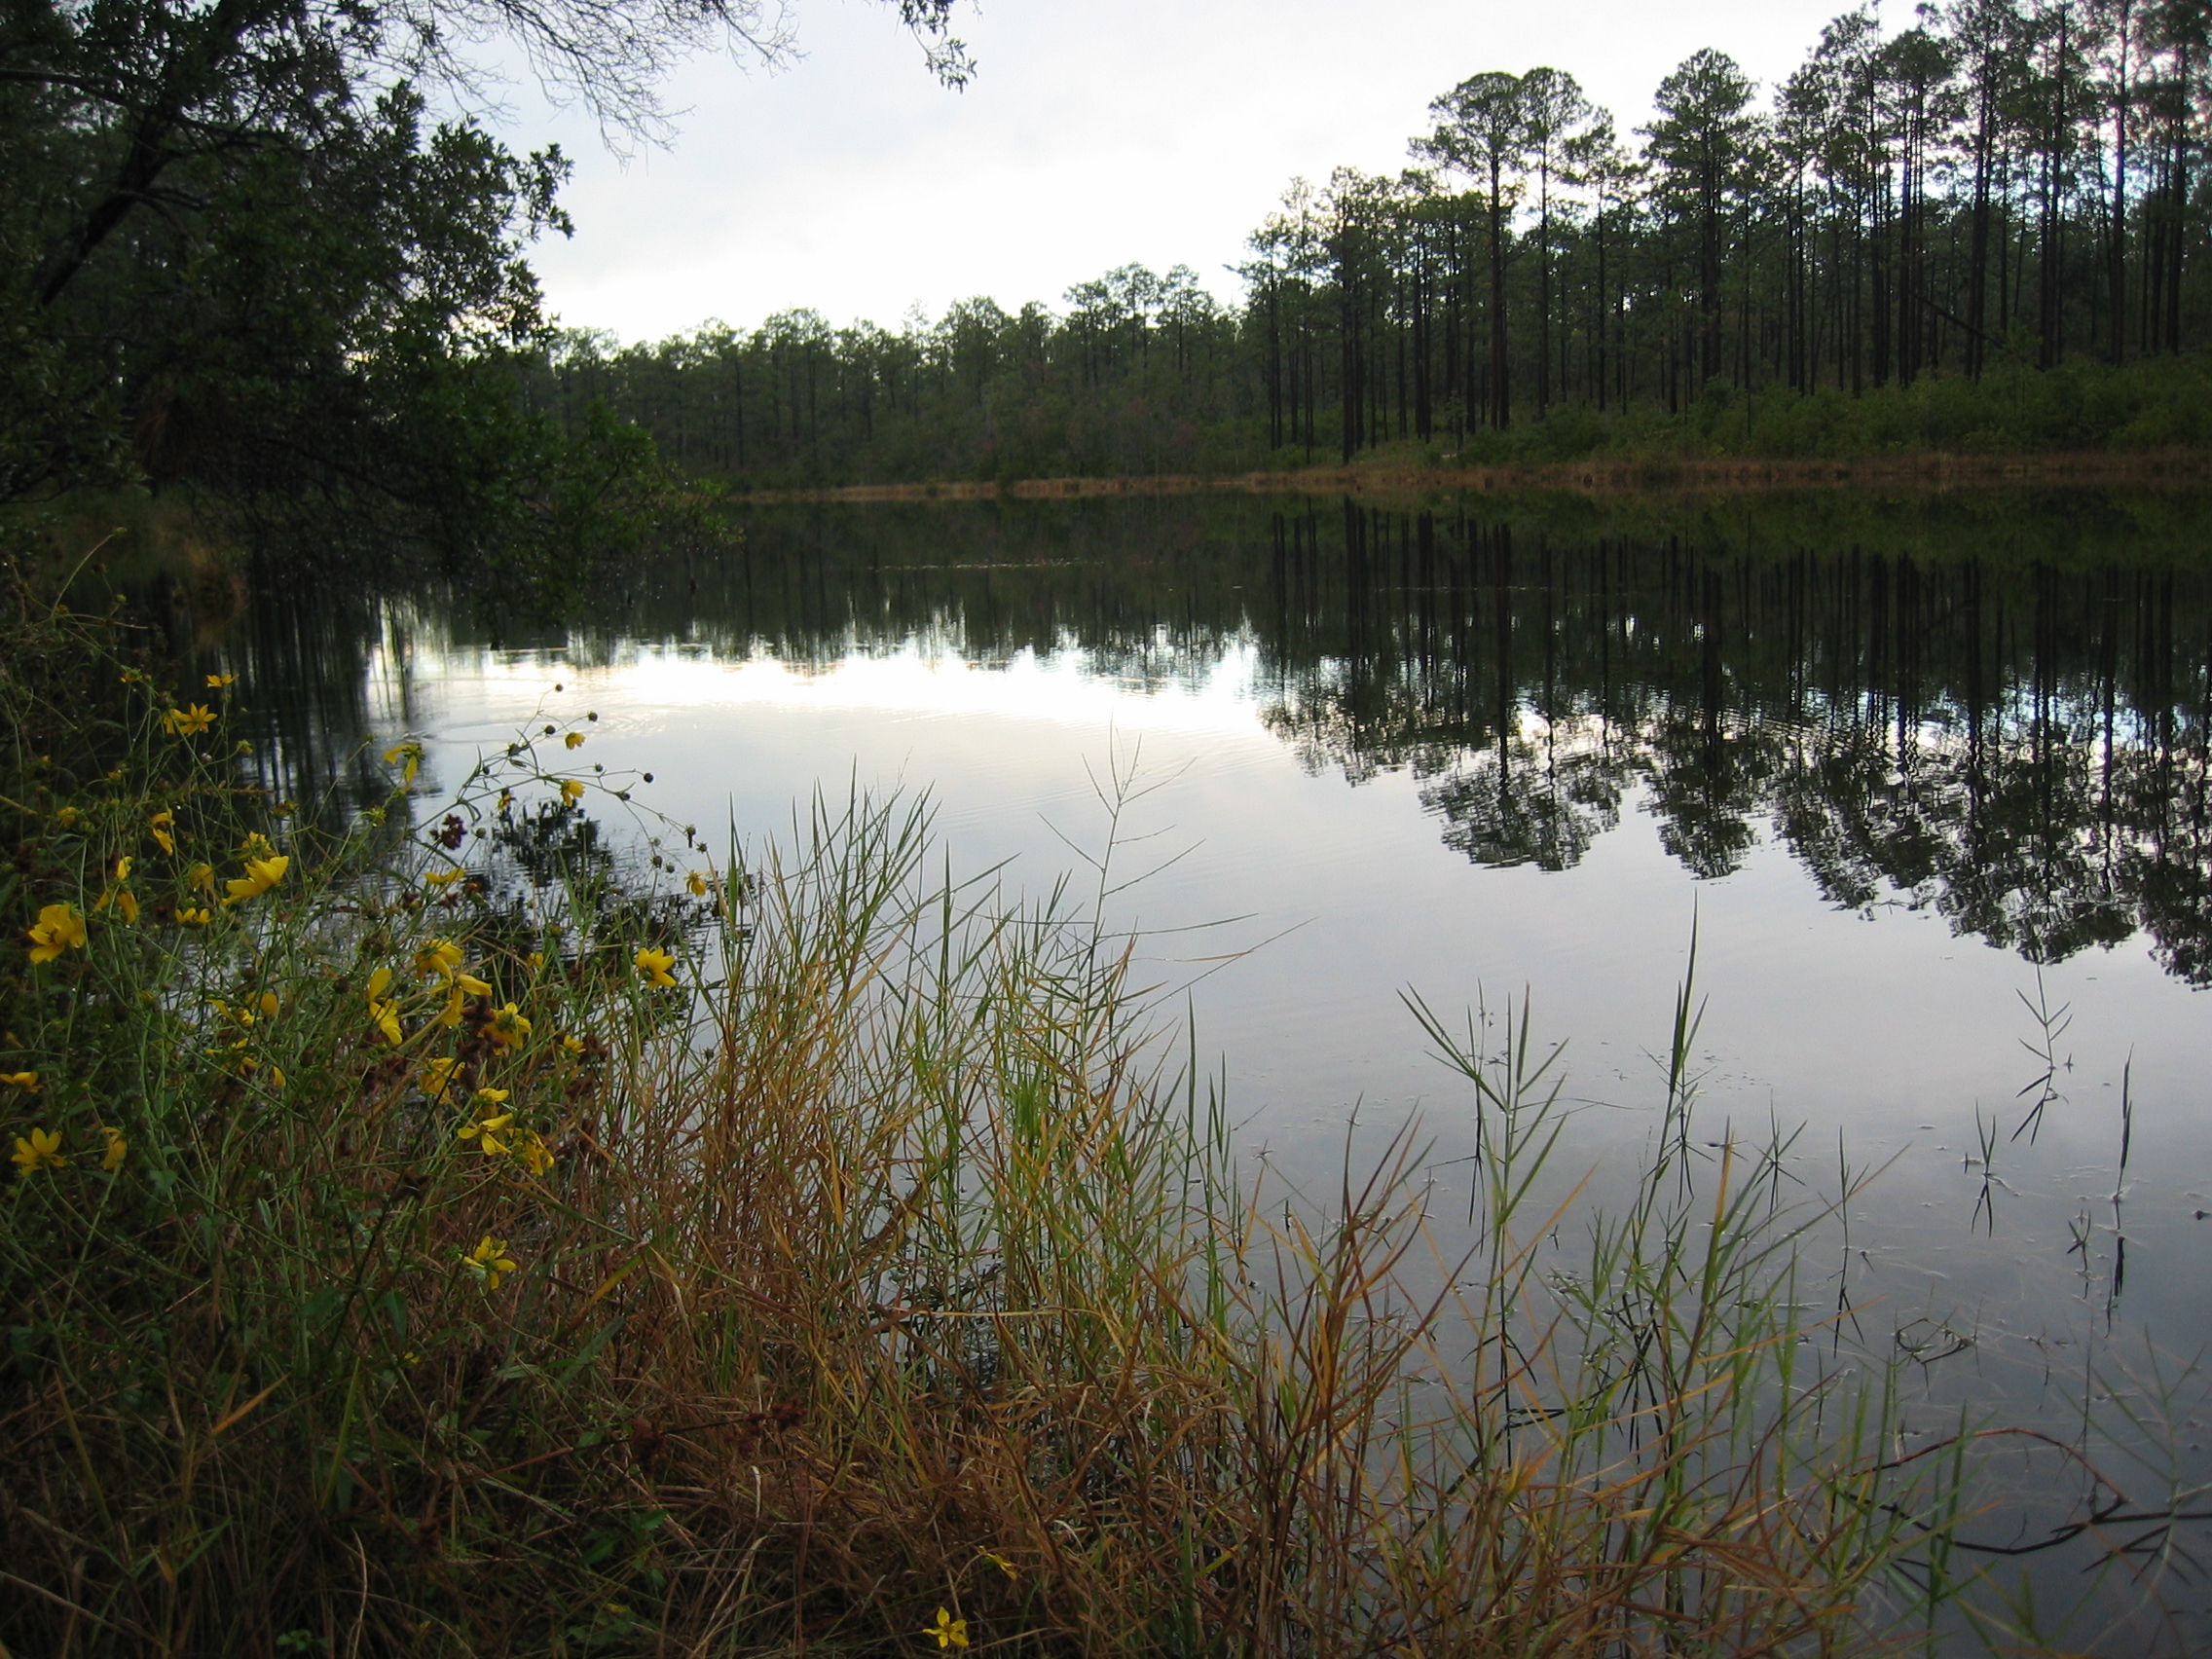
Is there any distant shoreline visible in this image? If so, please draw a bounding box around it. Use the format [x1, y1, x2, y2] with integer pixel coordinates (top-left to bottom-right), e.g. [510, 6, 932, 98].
[734, 448, 2212, 506]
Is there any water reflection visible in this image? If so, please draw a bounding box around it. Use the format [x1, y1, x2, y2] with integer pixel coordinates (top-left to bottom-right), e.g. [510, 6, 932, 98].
[201, 491, 2212, 987]
[1260, 507, 2212, 985]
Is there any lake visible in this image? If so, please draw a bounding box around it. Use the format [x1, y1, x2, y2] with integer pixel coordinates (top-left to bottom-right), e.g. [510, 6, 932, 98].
[205, 488, 2212, 1638]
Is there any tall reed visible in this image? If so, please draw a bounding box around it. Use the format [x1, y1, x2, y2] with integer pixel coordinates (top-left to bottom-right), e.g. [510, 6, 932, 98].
[0, 590, 1972, 1656]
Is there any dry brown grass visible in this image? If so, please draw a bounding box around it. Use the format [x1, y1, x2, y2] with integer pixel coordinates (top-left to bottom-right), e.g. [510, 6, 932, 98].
[0, 600, 1955, 1658]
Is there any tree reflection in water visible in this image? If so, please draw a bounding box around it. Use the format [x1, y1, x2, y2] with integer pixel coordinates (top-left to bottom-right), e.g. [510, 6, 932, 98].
[188, 492, 2212, 986]
[1255, 503, 2211, 985]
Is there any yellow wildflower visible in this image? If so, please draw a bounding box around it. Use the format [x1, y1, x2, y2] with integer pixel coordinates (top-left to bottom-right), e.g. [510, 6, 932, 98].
[416, 939, 464, 978]
[685, 871, 709, 898]
[162, 704, 216, 736]
[461, 1235, 518, 1291]
[99, 1125, 127, 1170]
[382, 741, 424, 788]
[365, 967, 403, 1044]
[205, 672, 237, 688]
[451, 972, 492, 998]
[11, 1126, 64, 1176]
[257, 991, 278, 1019]
[27, 903, 87, 963]
[559, 779, 585, 804]
[54, 805, 79, 828]
[458, 1103, 514, 1156]
[187, 863, 215, 894]
[98, 874, 140, 925]
[1, 1071, 38, 1092]
[497, 791, 513, 813]
[560, 1034, 586, 1055]
[420, 1056, 463, 1102]
[634, 946, 677, 989]
[222, 854, 288, 905]
[564, 731, 585, 750]
[176, 906, 211, 926]
[921, 1609, 968, 1649]
[526, 951, 544, 970]
[485, 1003, 531, 1050]
[268, 1066, 286, 1089]
[424, 869, 464, 889]
[517, 1131, 555, 1176]
[437, 983, 466, 1027]
[150, 810, 175, 855]
[978, 1549, 1017, 1578]
[471, 1086, 511, 1107]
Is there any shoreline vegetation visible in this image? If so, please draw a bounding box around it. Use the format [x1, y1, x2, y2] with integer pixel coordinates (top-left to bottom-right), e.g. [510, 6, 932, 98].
[0, 586, 1992, 1656]
[728, 444, 2212, 506]
[12, 570, 2203, 1656]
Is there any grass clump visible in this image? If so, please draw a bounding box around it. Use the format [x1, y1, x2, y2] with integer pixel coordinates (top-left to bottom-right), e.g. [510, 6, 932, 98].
[0, 574, 1973, 1656]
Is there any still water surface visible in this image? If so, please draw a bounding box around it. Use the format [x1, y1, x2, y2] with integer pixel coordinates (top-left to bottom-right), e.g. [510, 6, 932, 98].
[224, 495, 2212, 1597]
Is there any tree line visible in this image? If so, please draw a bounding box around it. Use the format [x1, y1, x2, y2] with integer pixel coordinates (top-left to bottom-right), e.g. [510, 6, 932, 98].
[540, 1, 2212, 485]
[0, 0, 967, 571]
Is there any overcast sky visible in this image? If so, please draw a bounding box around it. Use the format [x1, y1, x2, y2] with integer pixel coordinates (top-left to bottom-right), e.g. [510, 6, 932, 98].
[504, 0, 1861, 346]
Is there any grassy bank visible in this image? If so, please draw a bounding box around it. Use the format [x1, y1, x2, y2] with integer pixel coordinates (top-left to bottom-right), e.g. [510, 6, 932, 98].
[733, 445, 2212, 509]
[0, 576, 2028, 1655]
[665, 353, 2212, 498]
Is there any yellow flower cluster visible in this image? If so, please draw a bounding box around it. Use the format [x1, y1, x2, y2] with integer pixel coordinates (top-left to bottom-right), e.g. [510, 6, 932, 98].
[454, 1080, 554, 1174]
[369, 940, 511, 1046]
[205, 991, 285, 1086]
